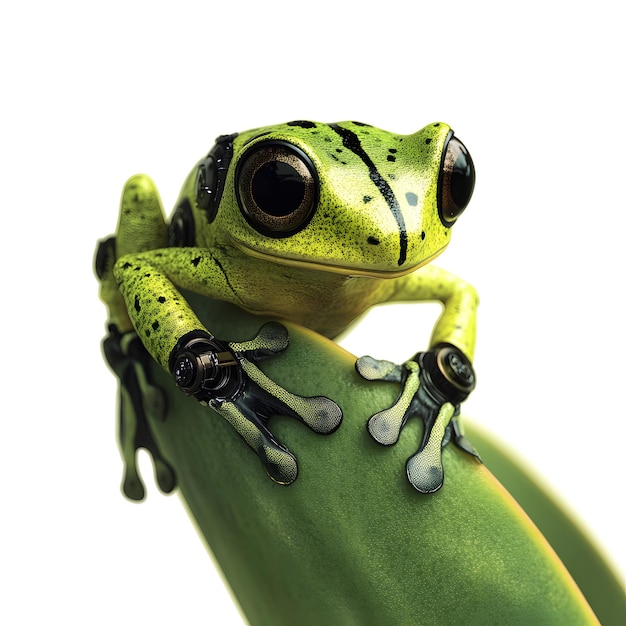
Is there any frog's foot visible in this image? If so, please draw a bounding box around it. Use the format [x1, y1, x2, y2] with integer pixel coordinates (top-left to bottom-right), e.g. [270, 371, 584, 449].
[103, 326, 175, 500]
[170, 322, 343, 484]
[356, 344, 479, 493]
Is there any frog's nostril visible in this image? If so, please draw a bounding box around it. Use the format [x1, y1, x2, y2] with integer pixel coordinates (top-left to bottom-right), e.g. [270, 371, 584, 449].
[438, 135, 475, 226]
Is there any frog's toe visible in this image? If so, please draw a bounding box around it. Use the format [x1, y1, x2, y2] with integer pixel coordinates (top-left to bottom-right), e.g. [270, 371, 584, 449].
[122, 464, 146, 501]
[237, 359, 343, 436]
[259, 444, 299, 485]
[289, 395, 343, 434]
[406, 402, 456, 493]
[152, 457, 177, 494]
[212, 398, 300, 484]
[355, 355, 403, 382]
[406, 449, 445, 494]
[229, 322, 289, 358]
[367, 406, 405, 446]
[117, 174, 168, 255]
[365, 360, 421, 445]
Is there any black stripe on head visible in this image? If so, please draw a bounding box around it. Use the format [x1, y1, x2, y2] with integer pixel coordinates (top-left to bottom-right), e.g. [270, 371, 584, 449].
[329, 124, 407, 266]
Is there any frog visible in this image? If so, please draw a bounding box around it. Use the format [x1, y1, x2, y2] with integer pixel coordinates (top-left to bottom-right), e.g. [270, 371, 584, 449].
[95, 119, 479, 496]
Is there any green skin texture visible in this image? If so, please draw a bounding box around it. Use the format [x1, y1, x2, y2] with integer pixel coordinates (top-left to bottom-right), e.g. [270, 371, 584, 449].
[111, 121, 478, 361]
[96, 120, 621, 623]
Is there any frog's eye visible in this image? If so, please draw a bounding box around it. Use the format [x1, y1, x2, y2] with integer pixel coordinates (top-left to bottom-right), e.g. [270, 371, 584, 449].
[438, 134, 475, 227]
[236, 141, 318, 237]
[196, 134, 236, 223]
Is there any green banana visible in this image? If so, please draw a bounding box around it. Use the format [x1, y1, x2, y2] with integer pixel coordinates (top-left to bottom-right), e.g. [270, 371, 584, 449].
[109, 292, 624, 625]
[466, 426, 626, 626]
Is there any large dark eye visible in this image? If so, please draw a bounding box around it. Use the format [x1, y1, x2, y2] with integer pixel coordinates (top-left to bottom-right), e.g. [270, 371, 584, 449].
[236, 141, 318, 237]
[438, 134, 475, 226]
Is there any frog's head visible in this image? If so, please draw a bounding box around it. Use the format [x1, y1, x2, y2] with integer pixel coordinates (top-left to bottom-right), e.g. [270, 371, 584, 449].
[173, 120, 475, 277]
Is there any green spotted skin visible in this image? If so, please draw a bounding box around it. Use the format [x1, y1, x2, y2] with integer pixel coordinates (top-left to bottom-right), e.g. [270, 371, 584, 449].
[210, 121, 451, 271]
[112, 120, 478, 368]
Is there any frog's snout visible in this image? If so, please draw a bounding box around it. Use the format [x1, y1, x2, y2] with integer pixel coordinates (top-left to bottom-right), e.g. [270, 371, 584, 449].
[438, 135, 475, 227]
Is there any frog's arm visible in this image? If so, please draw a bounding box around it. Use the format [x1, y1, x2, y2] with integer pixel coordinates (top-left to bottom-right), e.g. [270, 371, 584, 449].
[113, 246, 235, 368]
[112, 188, 341, 486]
[356, 264, 480, 493]
[389, 263, 479, 360]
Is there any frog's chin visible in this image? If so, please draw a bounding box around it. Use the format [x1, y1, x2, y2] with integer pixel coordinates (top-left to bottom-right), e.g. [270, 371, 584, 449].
[232, 241, 447, 279]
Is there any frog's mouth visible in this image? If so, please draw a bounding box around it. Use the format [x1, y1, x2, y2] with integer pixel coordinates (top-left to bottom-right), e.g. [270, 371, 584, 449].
[231, 239, 447, 279]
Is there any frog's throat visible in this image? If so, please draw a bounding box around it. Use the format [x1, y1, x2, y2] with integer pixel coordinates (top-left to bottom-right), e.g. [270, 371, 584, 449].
[232, 241, 447, 279]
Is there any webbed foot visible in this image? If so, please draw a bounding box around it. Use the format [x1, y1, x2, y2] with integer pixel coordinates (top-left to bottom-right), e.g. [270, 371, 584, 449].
[356, 344, 480, 493]
[170, 322, 343, 484]
[103, 325, 176, 500]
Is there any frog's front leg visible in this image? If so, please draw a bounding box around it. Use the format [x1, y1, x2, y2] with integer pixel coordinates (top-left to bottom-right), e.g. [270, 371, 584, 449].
[357, 265, 480, 492]
[114, 250, 342, 484]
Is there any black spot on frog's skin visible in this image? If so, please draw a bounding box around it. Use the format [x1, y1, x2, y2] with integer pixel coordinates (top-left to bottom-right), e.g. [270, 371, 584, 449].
[406, 192, 418, 206]
[134, 296, 141, 313]
[191, 256, 201, 267]
[363, 195, 372, 203]
[387, 154, 396, 162]
[287, 120, 317, 129]
[425, 138, 432, 145]
[157, 296, 166, 304]
[331, 153, 348, 165]
[352, 121, 371, 127]
[421, 230, 426, 240]
[367, 236, 380, 245]
[152, 321, 160, 331]
[388, 148, 397, 154]
[122, 261, 132, 270]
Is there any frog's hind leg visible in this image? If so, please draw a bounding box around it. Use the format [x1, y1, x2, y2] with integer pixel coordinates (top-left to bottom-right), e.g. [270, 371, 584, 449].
[103, 326, 175, 500]
[120, 365, 176, 500]
[96, 173, 174, 499]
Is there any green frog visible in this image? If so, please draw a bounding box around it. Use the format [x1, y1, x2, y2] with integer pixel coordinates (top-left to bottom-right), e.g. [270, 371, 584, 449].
[96, 119, 479, 495]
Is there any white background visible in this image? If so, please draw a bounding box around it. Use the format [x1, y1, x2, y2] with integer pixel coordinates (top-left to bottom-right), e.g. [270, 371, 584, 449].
[1, 1, 624, 624]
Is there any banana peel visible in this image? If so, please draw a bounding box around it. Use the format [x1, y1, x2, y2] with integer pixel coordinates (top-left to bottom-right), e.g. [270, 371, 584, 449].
[114, 293, 625, 625]
[466, 425, 626, 626]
